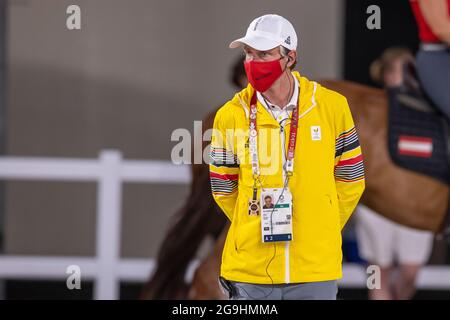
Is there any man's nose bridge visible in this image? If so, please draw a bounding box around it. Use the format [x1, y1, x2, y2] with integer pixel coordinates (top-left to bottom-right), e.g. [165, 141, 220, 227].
[246, 53, 263, 62]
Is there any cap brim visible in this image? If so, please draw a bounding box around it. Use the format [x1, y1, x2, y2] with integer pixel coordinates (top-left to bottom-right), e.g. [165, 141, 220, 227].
[229, 35, 280, 51]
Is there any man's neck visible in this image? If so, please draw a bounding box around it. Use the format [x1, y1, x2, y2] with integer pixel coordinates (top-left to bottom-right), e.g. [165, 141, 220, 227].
[261, 71, 294, 109]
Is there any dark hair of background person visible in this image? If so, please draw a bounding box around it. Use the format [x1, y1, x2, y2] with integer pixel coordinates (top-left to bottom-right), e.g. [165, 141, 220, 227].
[230, 54, 246, 89]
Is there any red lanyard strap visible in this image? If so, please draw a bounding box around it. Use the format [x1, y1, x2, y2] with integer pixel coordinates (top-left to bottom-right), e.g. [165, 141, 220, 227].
[285, 103, 299, 174]
[249, 91, 299, 176]
[249, 93, 259, 177]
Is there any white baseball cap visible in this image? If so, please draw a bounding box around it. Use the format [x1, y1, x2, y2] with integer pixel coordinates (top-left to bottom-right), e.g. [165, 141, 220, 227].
[229, 14, 297, 51]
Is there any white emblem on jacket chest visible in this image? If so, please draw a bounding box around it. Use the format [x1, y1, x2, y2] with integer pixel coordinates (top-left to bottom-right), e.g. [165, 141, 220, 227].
[311, 126, 321, 141]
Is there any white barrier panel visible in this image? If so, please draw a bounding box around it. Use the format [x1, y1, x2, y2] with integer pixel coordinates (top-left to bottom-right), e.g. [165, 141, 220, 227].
[0, 150, 190, 299]
[1, 257, 450, 290]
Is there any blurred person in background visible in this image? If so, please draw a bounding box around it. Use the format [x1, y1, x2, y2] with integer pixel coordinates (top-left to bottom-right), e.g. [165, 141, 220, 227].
[410, 0, 450, 121]
[355, 47, 434, 300]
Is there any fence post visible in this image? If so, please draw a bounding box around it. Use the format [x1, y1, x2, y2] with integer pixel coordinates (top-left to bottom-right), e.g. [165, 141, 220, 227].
[94, 150, 122, 300]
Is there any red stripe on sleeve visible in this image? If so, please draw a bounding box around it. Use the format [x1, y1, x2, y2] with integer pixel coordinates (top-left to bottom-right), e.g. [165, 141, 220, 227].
[209, 172, 239, 181]
[336, 154, 363, 167]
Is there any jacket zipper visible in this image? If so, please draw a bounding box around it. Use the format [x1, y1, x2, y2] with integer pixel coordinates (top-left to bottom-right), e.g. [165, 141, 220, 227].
[236, 81, 318, 284]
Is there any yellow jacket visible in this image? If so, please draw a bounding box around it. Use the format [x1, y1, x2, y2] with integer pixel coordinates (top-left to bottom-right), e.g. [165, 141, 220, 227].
[209, 71, 365, 284]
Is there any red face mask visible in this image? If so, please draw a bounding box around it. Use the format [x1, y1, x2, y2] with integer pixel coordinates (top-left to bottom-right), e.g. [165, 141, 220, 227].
[244, 57, 284, 92]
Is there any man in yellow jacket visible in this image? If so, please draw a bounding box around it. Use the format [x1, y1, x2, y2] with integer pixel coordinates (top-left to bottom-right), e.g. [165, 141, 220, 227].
[210, 14, 365, 300]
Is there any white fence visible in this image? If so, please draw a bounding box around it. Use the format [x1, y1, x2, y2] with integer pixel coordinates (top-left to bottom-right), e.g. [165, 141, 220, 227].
[0, 150, 449, 299]
[0, 150, 190, 299]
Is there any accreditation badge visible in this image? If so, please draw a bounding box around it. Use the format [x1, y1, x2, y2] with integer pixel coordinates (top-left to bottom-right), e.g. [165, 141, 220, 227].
[260, 188, 293, 243]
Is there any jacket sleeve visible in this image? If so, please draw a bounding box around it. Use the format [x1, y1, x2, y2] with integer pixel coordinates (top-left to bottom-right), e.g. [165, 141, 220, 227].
[209, 108, 239, 222]
[334, 96, 365, 230]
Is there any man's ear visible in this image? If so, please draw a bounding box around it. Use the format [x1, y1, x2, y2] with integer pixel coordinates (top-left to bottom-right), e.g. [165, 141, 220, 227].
[288, 50, 297, 68]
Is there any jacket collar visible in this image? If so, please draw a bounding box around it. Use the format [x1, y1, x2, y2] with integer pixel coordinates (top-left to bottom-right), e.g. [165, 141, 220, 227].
[256, 75, 299, 113]
[234, 71, 318, 126]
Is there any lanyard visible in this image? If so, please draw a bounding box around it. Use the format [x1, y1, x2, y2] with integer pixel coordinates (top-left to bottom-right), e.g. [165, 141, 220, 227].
[248, 91, 299, 179]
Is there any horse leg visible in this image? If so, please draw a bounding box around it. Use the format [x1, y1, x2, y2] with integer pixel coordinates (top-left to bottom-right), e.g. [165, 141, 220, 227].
[438, 117, 450, 242]
[438, 194, 450, 243]
[187, 222, 230, 300]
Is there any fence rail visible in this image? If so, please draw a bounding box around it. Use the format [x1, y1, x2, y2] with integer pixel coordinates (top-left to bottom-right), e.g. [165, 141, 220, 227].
[0, 150, 449, 299]
[0, 150, 189, 299]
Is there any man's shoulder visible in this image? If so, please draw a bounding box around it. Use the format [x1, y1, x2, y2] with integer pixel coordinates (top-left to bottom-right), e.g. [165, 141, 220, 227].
[317, 83, 348, 105]
[217, 99, 242, 115]
[215, 91, 249, 124]
[296, 73, 348, 113]
[314, 82, 350, 117]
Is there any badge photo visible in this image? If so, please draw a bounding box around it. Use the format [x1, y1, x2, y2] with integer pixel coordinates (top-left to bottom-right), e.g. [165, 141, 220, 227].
[262, 193, 275, 210]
